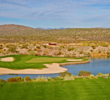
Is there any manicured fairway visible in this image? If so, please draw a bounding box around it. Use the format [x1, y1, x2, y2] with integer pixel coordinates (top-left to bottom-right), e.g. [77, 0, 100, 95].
[0, 78, 110, 100]
[0, 55, 87, 69]
[26, 57, 74, 63]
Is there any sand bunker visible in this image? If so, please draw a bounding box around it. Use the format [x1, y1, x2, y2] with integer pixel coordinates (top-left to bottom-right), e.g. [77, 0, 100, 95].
[67, 59, 83, 62]
[0, 63, 68, 74]
[0, 57, 14, 62]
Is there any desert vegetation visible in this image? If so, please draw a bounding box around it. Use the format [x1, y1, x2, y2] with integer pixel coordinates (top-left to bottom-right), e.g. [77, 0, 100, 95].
[0, 72, 110, 83]
[1, 24, 110, 43]
[0, 25, 110, 57]
[0, 41, 110, 57]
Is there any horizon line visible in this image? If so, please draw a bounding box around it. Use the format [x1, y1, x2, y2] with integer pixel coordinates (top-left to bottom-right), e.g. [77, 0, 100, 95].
[0, 24, 110, 29]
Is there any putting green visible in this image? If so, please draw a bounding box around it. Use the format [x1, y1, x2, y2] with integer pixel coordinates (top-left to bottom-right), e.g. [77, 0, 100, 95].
[26, 57, 78, 63]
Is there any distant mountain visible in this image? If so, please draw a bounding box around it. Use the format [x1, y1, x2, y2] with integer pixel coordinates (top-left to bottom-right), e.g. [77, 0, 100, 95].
[35, 27, 67, 30]
[0, 24, 41, 35]
[0, 24, 110, 43]
[47, 27, 67, 30]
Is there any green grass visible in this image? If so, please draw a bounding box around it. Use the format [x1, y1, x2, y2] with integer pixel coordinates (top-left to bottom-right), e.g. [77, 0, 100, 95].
[0, 78, 110, 100]
[26, 57, 70, 63]
[0, 55, 87, 69]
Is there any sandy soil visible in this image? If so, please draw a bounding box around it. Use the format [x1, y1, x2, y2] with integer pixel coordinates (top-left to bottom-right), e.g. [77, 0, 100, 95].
[67, 59, 83, 62]
[0, 63, 68, 74]
[0, 57, 14, 62]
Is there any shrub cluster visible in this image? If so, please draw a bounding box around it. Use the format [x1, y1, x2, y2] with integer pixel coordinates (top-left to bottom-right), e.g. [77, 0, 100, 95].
[0, 79, 6, 82]
[7, 77, 24, 82]
[59, 72, 72, 78]
[78, 71, 91, 76]
[25, 76, 31, 82]
[0, 71, 110, 83]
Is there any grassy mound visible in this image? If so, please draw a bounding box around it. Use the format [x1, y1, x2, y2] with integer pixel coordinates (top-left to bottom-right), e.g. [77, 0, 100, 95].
[0, 55, 87, 69]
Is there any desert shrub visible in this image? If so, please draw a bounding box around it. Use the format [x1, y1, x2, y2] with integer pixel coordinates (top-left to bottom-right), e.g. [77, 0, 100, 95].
[97, 73, 103, 77]
[56, 76, 64, 80]
[29, 51, 36, 56]
[25, 76, 31, 82]
[36, 77, 48, 82]
[59, 72, 72, 78]
[91, 46, 96, 49]
[108, 74, 110, 78]
[8, 46, 17, 53]
[7, 77, 23, 82]
[0, 49, 4, 53]
[78, 71, 91, 76]
[88, 76, 92, 79]
[36, 46, 40, 49]
[58, 51, 62, 55]
[103, 74, 109, 79]
[82, 77, 87, 80]
[93, 76, 98, 79]
[14, 77, 21, 82]
[89, 74, 95, 77]
[48, 77, 60, 81]
[64, 76, 74, 80]
[21, 44, 28, 49]
[7, 78, 17, 82]
[0, 79, 6, 82]
[47, 77, 51, 81]
[42, 45, 47, 48]
[53, 77, 60, 81]
[68, 47, 74, 51]
[21, 77, 24, 81]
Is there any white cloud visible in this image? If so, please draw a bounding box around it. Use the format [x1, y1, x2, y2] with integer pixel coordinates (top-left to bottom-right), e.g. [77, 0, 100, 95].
[0, 0, 110, 28]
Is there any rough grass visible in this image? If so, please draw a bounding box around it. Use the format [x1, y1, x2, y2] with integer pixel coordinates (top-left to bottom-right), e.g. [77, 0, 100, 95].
[0, 55, 87, 69]
[0, 78, 110, 100]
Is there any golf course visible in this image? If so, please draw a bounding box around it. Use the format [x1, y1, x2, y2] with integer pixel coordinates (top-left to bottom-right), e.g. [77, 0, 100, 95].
[0, 78, 110, 100]
[0, 55, 88, 69]
[0, 55, 109, 100]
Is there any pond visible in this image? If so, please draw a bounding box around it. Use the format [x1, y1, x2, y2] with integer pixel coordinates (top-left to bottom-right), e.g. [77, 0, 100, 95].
[0, 58, 110, 80]
[63, 58, 110, 75]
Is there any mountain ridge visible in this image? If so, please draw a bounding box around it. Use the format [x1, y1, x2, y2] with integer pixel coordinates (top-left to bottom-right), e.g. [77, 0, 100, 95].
[0, 24, 110, 43]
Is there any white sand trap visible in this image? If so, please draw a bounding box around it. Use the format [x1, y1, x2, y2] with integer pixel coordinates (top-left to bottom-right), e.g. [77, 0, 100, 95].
[0, 63, 68, 74]
[0, 57, 14, 62]
[67, 59, 83, 62]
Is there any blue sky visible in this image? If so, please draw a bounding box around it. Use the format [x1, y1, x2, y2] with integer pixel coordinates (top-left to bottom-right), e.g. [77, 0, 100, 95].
[0, 0, 110, 28]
